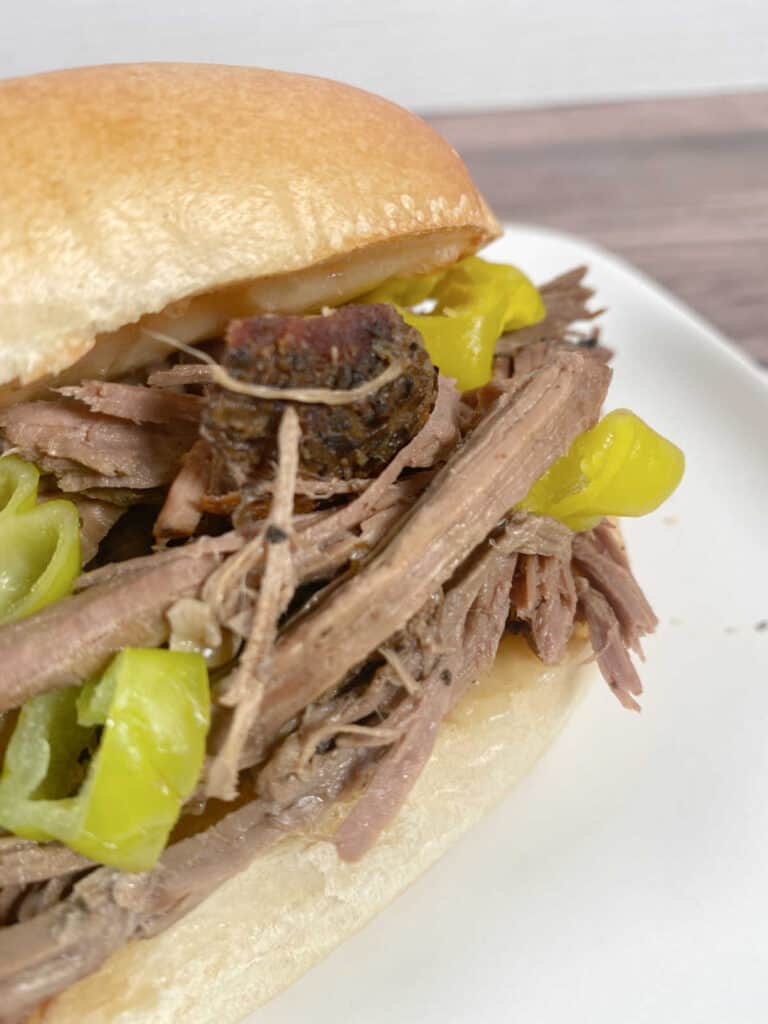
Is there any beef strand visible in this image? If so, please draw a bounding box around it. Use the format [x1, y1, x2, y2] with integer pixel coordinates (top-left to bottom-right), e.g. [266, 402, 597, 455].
[206, 408, 301, 801]
[576, 579, 644, 711]
[57, 381, 203, 424]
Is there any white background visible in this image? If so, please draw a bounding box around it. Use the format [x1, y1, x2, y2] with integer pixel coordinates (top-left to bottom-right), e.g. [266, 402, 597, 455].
[1, 0, 766, 111]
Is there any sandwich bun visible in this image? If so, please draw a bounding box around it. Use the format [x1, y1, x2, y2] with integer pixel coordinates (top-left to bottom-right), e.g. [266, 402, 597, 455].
[30, 632, 595, 1024]
[0, 63, 498, 395]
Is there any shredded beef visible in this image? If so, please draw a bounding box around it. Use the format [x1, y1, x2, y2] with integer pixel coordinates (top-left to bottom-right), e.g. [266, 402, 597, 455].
[254, 351, 610, 748]
[334, 519, 532, 861]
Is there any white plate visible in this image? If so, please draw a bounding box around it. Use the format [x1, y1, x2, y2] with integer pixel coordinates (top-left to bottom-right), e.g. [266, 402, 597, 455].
[253, 226, 768, 1024]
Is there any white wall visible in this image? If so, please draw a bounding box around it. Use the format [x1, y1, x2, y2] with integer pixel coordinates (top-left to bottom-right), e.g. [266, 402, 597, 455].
[1, 0, 766, 111]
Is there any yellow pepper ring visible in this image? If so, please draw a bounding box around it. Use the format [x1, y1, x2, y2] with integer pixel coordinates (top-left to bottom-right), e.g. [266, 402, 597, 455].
[0, 649, 210, 872]
[362, 255, 546, 391]
[520, 409, 685, 532]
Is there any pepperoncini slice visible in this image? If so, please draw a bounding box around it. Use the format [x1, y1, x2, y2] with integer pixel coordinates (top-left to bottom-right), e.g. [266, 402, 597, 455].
[519, 410, 685, 532]
[0, 455, 39, 517]
[0, 457, 81, 625]
[0, 648, 210, 871]
[362, 256, 545, 391]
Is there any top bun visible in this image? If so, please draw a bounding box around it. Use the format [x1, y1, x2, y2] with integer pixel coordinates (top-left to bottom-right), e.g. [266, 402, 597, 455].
[0, 63, 499, 390]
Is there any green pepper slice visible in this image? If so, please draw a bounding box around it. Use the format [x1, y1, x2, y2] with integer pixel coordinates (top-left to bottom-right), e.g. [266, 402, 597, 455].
[362, 256, 545, 391]
[0, 456, 81, 623]
[0, 499, 81, 624]
[0, 455, 39, 517]
[0, 648, 210, 871]
[519, 409, 685, 531]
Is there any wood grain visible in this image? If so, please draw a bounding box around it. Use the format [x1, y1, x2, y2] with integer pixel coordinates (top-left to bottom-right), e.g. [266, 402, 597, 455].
[427, 92, 768, 367]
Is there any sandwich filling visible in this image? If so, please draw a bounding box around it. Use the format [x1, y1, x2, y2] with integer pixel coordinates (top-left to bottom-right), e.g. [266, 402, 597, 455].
[0, 263, 682, 1017]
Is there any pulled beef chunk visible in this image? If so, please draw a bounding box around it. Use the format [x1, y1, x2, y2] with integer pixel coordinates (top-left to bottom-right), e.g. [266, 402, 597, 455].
[573, 523, 657, 654]
[202, 304, 437, 493]
[0, 401, 197, 491]
[512, 550, 577, 665]
[572, 521, 658, 709]
[511, 338, 612, 377]
[576, 579, 644, 711]
[57, 381, 203, 424]
[0, 534, 240, 712]
[205, 408, 301, 802]
[154, 439, 212, 541]
[68, 497, 125, 565]
[0, 839, 91, 889]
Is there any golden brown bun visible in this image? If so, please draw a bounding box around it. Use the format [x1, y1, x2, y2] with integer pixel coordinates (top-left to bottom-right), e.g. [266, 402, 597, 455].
[0, 63, 499, 392]
[33, 631, 595, 1024]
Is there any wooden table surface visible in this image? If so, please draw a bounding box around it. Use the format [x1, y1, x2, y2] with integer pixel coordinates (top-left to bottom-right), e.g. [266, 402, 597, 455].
[428, 92, 768, 368]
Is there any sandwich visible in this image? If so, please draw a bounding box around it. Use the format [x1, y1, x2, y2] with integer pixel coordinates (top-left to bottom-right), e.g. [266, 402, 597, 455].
[0, 63, 684, 1022]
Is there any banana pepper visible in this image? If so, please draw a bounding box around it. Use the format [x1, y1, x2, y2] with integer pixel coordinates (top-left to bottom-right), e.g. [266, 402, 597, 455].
[0, 455, 39, 517]
[0, 456, 80, 625]
[363, 256, 545, 391]
[519, 409, 685, 531]
[0, 648, 210, 871]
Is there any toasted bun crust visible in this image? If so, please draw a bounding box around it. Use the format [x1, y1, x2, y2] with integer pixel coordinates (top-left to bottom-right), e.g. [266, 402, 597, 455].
[0, 63, 499, 391]
[33, 631, 594, 1024]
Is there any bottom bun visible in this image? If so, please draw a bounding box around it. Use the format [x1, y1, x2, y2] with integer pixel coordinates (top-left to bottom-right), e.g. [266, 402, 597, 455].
[35, 630, 595, 1024]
